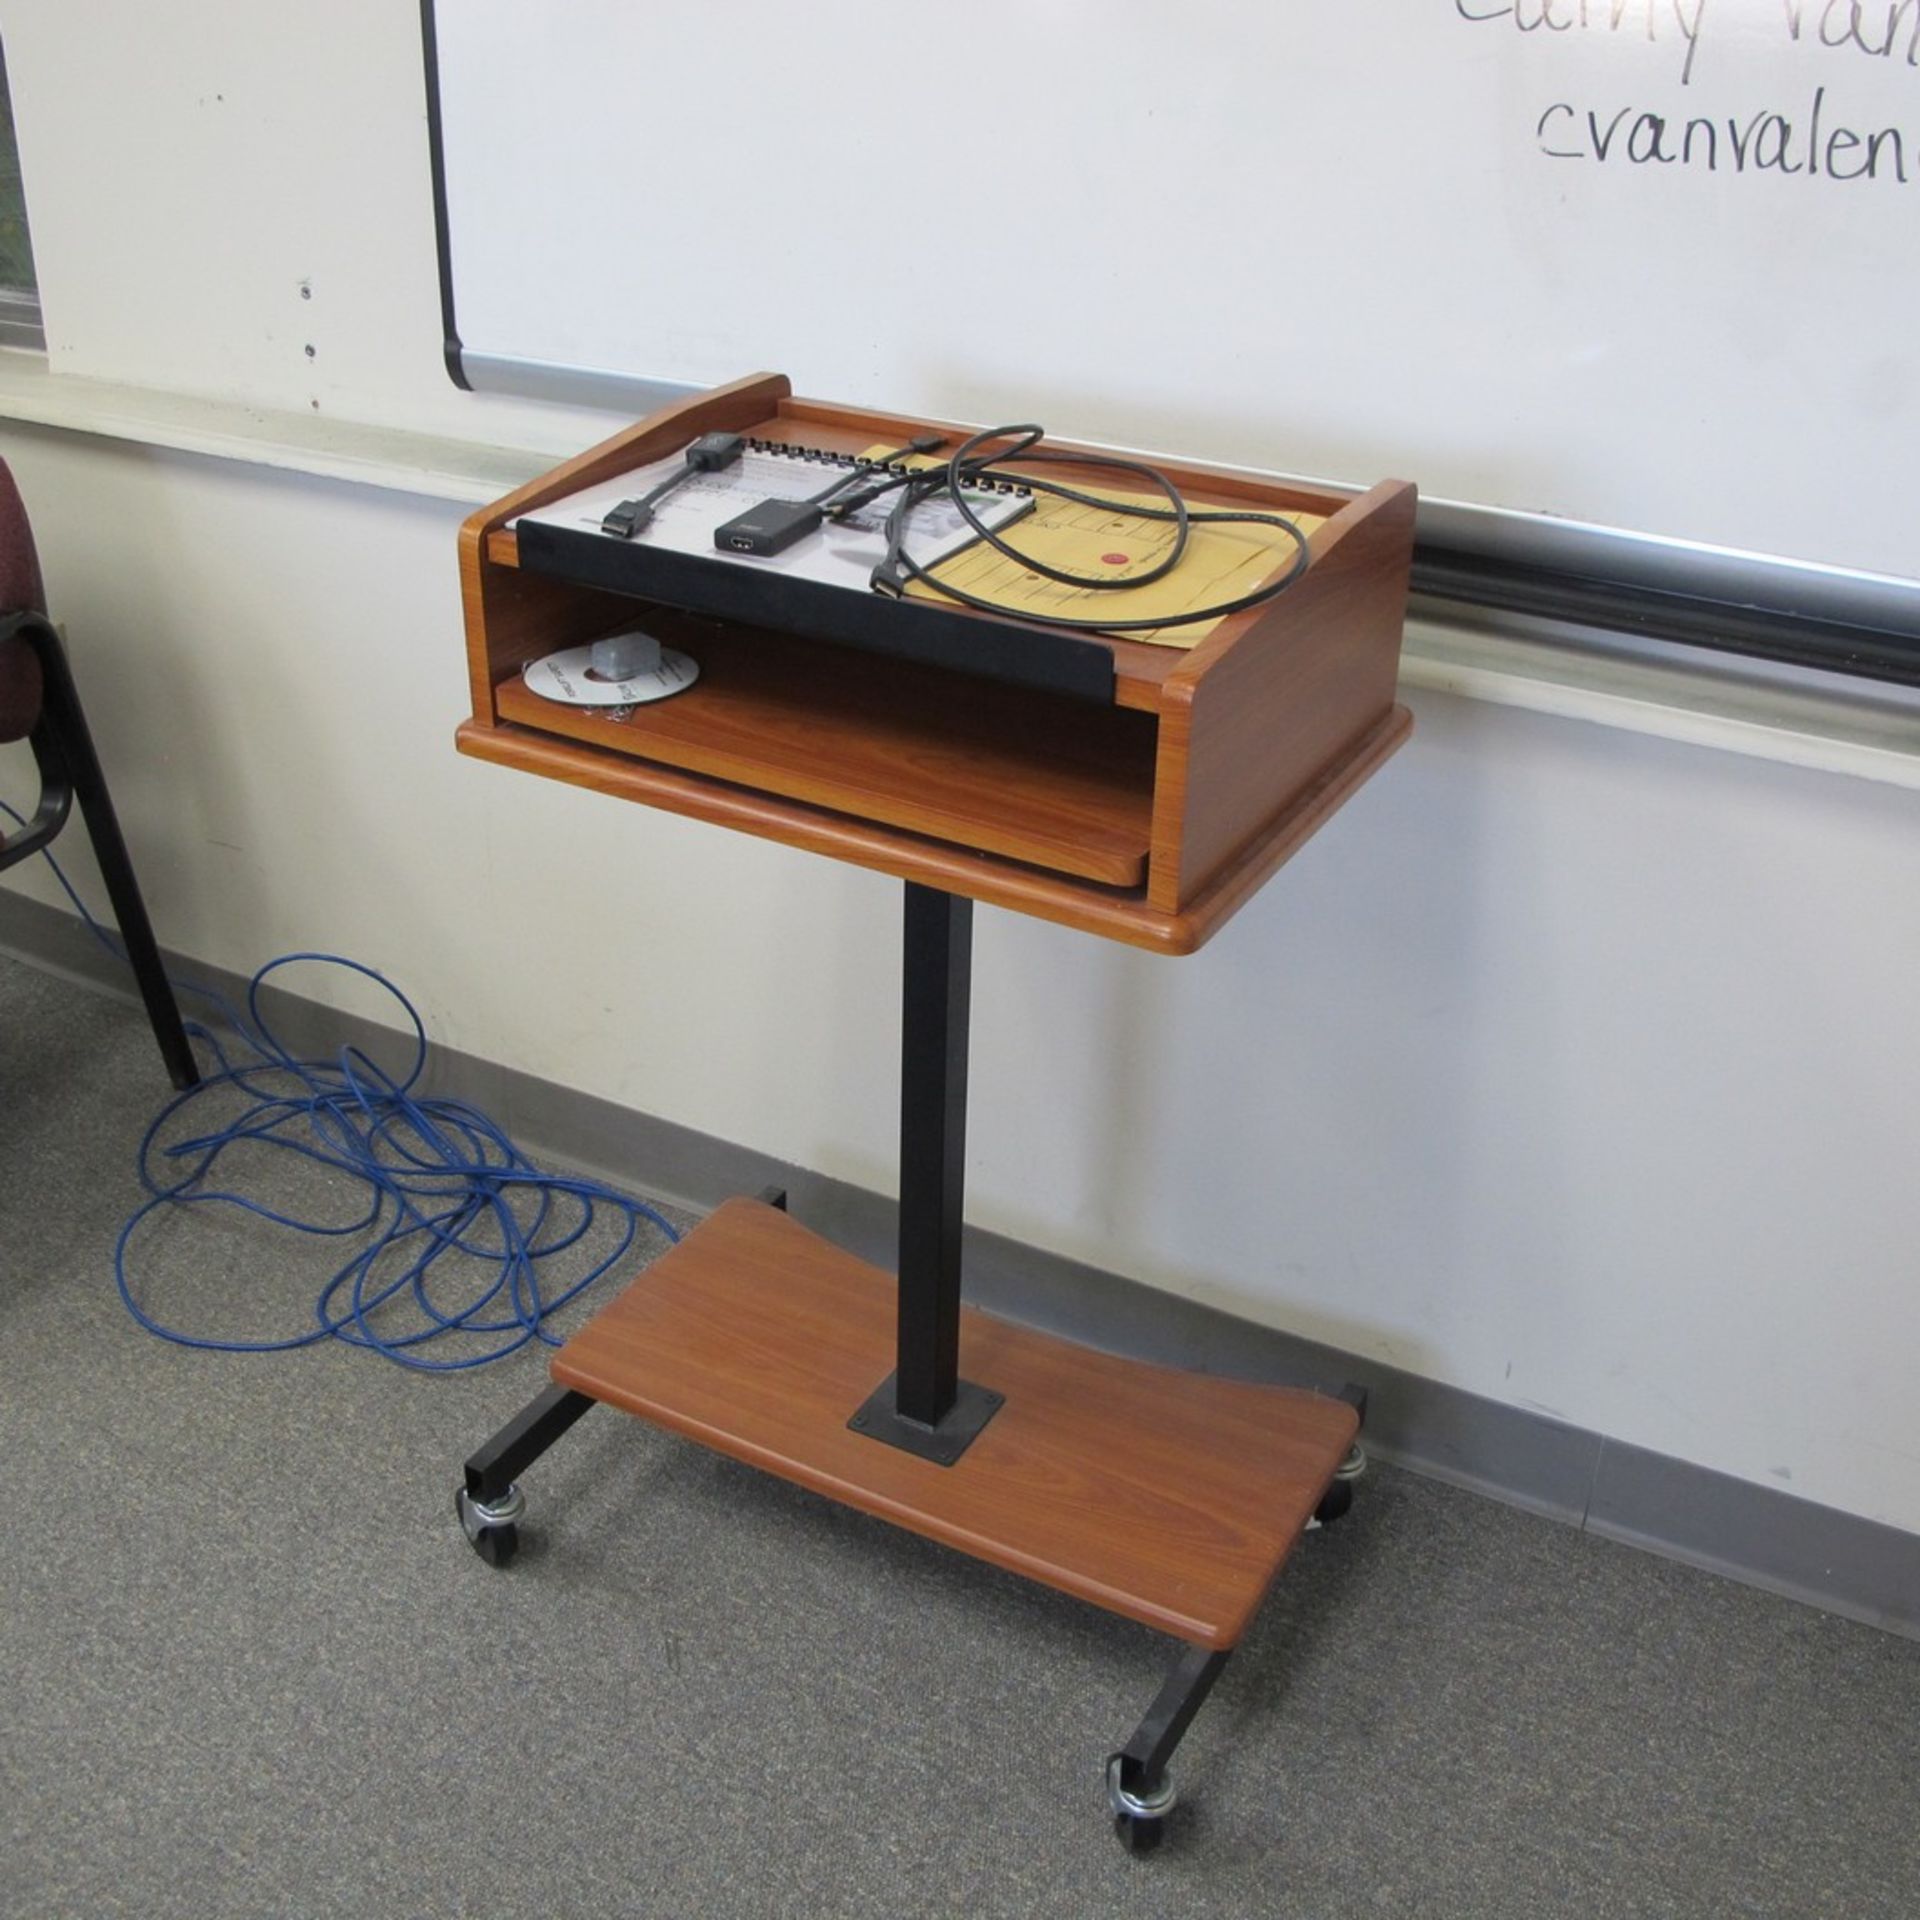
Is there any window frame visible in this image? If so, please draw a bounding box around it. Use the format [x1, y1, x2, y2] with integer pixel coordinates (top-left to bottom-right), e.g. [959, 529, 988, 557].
[0, 40, 43, 353]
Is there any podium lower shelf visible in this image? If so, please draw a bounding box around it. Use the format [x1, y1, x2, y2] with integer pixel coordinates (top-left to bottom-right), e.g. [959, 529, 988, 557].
[550, 1197, 1359, 1651]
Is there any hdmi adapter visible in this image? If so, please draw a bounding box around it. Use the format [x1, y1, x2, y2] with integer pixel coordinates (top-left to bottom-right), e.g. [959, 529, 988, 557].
[714, 433, 947, 558]
[717, 496, 829, 558]
[601, 430, 746, 539]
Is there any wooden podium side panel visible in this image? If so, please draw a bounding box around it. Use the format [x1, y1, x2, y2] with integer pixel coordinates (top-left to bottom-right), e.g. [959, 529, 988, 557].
[458, 567, 635, 725]
[1148, 481, 1416, 915]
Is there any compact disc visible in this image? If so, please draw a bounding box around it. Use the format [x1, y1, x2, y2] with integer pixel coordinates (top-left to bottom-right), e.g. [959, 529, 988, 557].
[522, 639, 699, 706]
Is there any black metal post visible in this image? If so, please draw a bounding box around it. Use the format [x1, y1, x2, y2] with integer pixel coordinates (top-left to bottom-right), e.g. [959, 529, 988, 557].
[463, 1383, 598, 1503]
[1105, 1642, 1234, 1848]
[1119, 1645, 1232, 1793]
[846, 883, 1003, 1465]
[895, 882, 971, 1424]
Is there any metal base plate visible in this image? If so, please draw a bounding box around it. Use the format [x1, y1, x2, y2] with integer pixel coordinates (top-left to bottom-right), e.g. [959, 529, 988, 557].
[848, 1372, 1004, 1466]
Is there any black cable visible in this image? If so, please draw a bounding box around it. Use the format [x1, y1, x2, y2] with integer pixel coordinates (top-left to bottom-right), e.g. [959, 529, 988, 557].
[635, 464, 700, 511]
[603, 431, 749, 538]
[862, 425, 1312, 632]
[934, 426, 1191, 592]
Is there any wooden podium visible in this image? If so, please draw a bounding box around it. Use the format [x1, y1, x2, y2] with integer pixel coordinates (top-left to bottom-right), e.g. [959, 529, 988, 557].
[450, 373, 1416, 1851]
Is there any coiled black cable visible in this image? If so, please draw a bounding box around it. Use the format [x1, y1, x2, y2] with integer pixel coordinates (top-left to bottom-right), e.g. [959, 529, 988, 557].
[843, 423, 1312, 632]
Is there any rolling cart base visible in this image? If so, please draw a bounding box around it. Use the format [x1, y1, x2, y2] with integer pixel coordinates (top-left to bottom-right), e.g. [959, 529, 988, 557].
[459, 1194, 1363, 1849]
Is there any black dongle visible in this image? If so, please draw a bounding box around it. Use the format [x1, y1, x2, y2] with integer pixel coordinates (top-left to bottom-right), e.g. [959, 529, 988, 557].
[601, 498, 653, 539]
[603, 433, 747, 539]
[686, 431, 745, 472]
[714, 496, 823, 558]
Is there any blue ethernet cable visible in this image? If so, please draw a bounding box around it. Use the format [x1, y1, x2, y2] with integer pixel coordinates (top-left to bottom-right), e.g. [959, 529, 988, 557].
[1, 797, 678, 1368]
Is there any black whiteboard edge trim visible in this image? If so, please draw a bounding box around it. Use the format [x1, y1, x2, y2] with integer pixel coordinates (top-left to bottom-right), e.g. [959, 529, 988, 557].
[1419, 494, 1920, 624]
[1415, 547, 1920, 690]
[1419, 495, 1920, 683]
[418, 0, 468, 391]
[5, 889, 1913, 1641]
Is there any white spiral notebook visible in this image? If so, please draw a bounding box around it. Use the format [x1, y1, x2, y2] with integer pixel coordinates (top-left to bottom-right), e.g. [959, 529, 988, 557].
[512, 437, 1033, 596]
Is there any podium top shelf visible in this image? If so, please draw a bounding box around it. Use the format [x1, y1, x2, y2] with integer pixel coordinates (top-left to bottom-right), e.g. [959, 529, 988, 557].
[455, 372, 1417, 954]
[477, 385, 1379, 717]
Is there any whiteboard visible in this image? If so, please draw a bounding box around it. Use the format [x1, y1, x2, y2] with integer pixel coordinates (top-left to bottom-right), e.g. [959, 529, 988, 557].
[425, 0, 1920, 657]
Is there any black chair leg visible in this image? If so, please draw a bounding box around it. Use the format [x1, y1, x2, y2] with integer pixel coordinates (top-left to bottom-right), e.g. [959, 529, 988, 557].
[31, 620, 198, 1090]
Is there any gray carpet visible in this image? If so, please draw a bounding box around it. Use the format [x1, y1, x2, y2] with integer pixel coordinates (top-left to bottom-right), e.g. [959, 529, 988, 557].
[3, 946, 1917, 1920]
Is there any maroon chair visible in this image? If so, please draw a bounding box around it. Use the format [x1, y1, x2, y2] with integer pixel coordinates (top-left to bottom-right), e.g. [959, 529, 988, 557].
[0, 458, 197, 1087]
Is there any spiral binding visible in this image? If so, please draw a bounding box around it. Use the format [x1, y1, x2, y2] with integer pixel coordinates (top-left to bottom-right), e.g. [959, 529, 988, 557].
[741, 438, 1029, 496]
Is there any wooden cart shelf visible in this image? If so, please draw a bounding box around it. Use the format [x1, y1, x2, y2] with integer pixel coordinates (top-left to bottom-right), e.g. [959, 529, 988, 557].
[491, 618, 1159, 887]
[552, 1197, 1360, 1651]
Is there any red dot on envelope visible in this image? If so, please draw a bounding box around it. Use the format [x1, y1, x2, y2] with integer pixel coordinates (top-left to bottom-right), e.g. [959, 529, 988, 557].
[1102, 551, 1129, 565]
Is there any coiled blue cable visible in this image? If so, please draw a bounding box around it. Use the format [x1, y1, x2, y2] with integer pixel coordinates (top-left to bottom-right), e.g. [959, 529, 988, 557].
[2, 798, 680, 1368]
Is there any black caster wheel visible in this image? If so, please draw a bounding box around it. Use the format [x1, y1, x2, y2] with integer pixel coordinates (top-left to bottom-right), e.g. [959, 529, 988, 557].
[1106, 1753, 1175, 1856]
[1313, 1477, 1354, 1526]
[1309, 1441, 1365, 1529]
[455, 1484, 525, 1568]
[473, 1519, 519, 1567]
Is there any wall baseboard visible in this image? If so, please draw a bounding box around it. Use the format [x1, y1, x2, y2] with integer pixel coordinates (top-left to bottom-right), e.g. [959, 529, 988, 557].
[5, 885, 1915, 1641]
